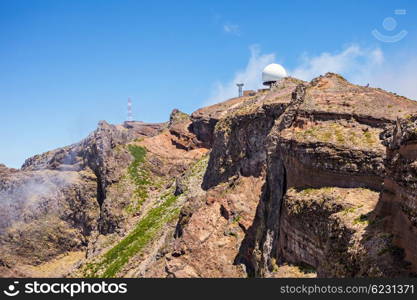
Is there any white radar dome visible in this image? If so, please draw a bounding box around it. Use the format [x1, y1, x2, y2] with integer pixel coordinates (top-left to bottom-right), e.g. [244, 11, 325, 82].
[262, 63, 287, 85]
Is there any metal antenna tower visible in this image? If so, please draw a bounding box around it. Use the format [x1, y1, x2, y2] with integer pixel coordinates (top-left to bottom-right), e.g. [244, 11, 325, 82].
[236, 83, 244, 97]
[127, 97, 133, 121]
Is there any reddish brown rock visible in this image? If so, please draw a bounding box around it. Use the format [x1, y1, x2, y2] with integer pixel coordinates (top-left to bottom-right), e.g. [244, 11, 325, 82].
[2, 73, 417, 278]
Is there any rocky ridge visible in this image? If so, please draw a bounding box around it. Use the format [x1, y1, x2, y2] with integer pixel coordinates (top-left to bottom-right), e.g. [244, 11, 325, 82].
[1, 73, 417, 278]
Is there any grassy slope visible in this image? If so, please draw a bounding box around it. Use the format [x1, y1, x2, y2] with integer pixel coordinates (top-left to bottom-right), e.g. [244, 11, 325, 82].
[126, 145, 150, 213]
[83, 145, 180, 277]
[81, 144, 209, 278]
[84, 192, 179, 277]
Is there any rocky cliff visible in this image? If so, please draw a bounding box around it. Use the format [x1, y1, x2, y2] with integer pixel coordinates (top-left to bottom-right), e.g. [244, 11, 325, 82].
[1, 73, 417, 278]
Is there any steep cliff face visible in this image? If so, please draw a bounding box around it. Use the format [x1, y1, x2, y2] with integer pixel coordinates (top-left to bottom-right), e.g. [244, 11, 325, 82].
[194, 73, 417, 277]
[0, 121, 165, 277]
[1, 73, 417, 278]
[378, 115, 417, 274]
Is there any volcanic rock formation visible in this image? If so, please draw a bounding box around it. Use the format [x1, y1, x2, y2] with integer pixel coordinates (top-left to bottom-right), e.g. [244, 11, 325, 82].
[1, 73, 417, 278]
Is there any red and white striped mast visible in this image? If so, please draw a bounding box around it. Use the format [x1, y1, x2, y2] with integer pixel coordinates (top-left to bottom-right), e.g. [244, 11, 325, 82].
[127, 97, 133, 121]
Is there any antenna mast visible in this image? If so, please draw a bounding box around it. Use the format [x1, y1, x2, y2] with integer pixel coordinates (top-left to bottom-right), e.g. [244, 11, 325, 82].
[127, 97, 133, 121]
[236, 83, 244, 97]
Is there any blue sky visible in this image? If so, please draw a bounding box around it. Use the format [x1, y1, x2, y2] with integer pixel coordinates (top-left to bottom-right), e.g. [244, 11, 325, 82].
[1, 0, 416, 168]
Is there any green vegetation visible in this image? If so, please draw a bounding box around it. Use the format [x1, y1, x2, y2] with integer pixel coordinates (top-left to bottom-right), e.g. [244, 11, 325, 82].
[82, 152, 209, 278]
[133, 137, 145, 143]
[295, 123, 379, 148]
[270, 258, 280, 273]
[84, 192, 180, 278]
[300, 187, 334, 196]
[224, 228, 238, 238]
[363, 131, 374, 145]
[286, 187, 340, 215]
[126, 145, 150, 213]
[353, 214, 370, 225]
[295, 263, 316, 274]
[234, 102, 259, 116]
[189, 154, 209, 176]
[214, 117, 233, 135]
[232, 214, 241, 224]
[342, 207, 356, 215]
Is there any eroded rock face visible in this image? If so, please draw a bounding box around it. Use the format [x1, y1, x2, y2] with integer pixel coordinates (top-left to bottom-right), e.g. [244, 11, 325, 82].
[202, 78, 301, 189]
[143, 175, 262, 278]
[277, 187, 409, 277]
[195, 73, 417, 277]
[0, 121, 165, 277]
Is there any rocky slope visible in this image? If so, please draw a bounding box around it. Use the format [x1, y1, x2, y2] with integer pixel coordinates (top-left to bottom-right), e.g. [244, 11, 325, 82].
[1, 73, 417, 278]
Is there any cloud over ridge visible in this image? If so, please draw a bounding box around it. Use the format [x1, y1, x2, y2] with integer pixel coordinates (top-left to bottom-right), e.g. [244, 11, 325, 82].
[206, 45, 275, 105]
[207, 44, 417, 105]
